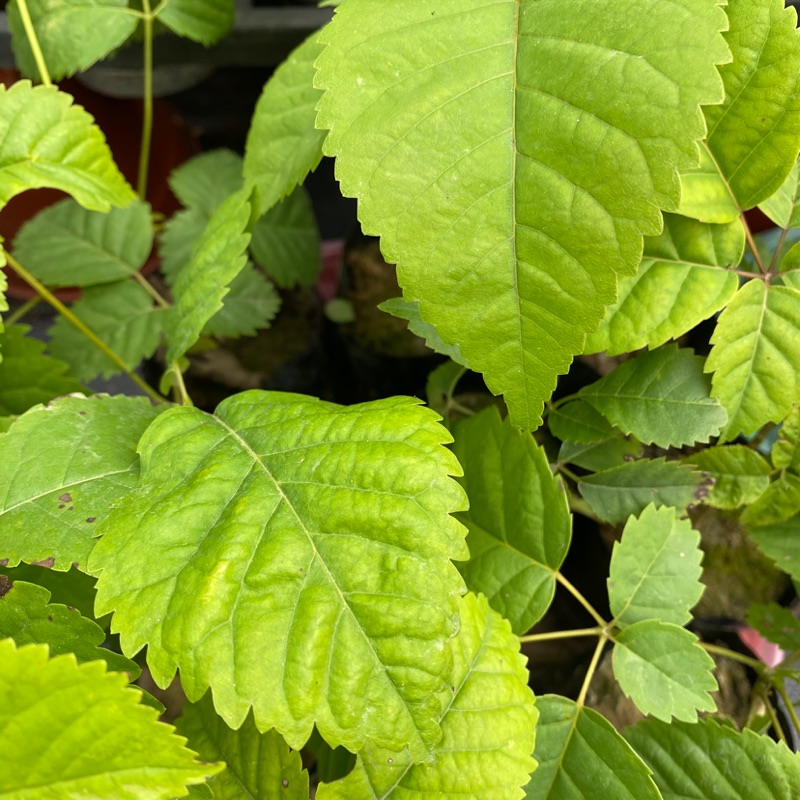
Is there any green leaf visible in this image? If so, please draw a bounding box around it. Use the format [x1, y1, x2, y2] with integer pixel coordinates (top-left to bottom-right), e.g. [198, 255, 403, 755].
[165, 188, 252, 364]
[0, 324, 85, 416]
[625, 717, 800, 800]
[0, 640, 220, 799]
[318, 593, 537, 800]
[379, 298, 466, 365]
[580, 345, 727, 448]
[548, 400, 614, 445]
[685, 445, 771, 509]
[679, 0, 800, 221]
[177, 694, 310, 800]
[613, 620, 717, 722]
[249, 188, 321, 290]
[578, 458, 706, 525]
[159, 206, 206, 285]
[741, 473, 800, 527]
[48, 281, 166, 381]
[746, 602, 800, 654]
[747, 514, 800, 582]
[202, 264, 280, 339]
[774, 405, 800, 473]
[169, 149, 244, 217]
[156, 0, 234, 46]
[243, 33, 327, 218]
[760, 159, 800, 228]
[524, 695, 660, 800]
[425, 359, 466, 419]
[586, 214, 742, 355]
[305, 729, 356, 785]
[557, 436, 642, 473]
[90, 392, 468, 760]
[608, 504, 704, 628]
[451, 408, 571, 635]
[0, 394, 162, 570]
[0, 580, 138, 676]
[13, 198, 153, 288]
[315, 0, 728, 430]
[706, 280, 800, 440]
[0, 81, 134, 211]
[7, 0, 137, 81]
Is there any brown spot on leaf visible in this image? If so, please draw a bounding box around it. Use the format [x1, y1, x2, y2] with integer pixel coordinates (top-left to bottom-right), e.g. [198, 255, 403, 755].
[72, 562, 79, 568]
[58, 504, 65, 509]
[68, 506, 74, 511]
[47, 615, 53, 622]
[86, 517, 96, 524]
[79, 411, 87, 416]
[282, 779, 289, 788]
[32, 557, 55, 568]
[59, 493, 72, 503]
[0, 559, 7, 567]
[0, 575, 10, 598]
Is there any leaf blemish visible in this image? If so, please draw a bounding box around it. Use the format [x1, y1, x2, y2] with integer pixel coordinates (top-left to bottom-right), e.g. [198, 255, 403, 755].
[59, 493, 72, 503]
[282, 779, 289, 788]
[0, 576, 10, 598]
[86, 517, 96, 523]
[32, 557, 55, 568]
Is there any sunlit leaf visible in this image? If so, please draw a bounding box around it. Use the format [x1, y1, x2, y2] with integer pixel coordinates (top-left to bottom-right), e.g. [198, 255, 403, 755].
[760, 159, 800, 228]
[741, 473, 800, 527]
[685, 444, 771, 510]
[774, 405, 800, 473]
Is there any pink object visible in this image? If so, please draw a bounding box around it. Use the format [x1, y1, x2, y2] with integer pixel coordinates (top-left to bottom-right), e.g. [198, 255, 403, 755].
[317, 239, 344, 303]
[738, 625, 786, 668]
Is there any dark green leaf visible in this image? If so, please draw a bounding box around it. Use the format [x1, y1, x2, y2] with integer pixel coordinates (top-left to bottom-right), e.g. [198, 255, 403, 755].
[158, 206, 205, 285]
[549, 400, 614, 445]
[747, 514, 800, 582]
[202, 264, 280, 339]
[557, 436, 642, 473]
[156, 0, 234, 46]
[169, 149, 244, 217]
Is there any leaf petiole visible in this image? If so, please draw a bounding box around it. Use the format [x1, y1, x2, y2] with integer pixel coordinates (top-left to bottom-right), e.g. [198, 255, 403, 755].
[519, 626, 604, 644]
[15, 0, 51, 86]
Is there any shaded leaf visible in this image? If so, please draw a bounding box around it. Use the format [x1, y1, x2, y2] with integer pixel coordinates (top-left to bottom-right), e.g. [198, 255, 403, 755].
[578, 458, 706, 524]
[48, 281, 166, 381]
[548, 400, 614, 445]
[7, 0, 137, 81]
[0, 394, 162, 570]
[741, 473, 800, 527]
[613, 620, 717, 722]
[159, 206, 206, 285]
[202, 264, 280, 340]
[557, 436, 642, 473]
[678, 0, 800, 220]
[380, 298, 466, 365]
[249, 188, 321, 290]
[706, 280, 800, 439]
[524, 694, 660, 800]
[0, 640, 220, 799]
[451, 408, 571, 634]
[169, 149, 244, 217]
[746, 602, 800, 655]
[318, 593, 538, 800]
[685, 445, 771, 510]
[156, 0, 234, 46]
[243, 33, 327, 218]
[0, 580, 137, 676]
[0, 81, 134, 211]
[0, 324, 85, 415]
[165, 188, 252, 364]
[760, 159, 800, 228]
[580, 345, 727, 448]
[425, 360, 467, 420]
[586, 214, 742, 355]
[608, 504, 704, 628]
[90, 392, 468, 760]
[315, 0, 728, 430]
[626, 716, 800, 800]
[177, 694, 310, 800]
[774, 405, 800, 473]
[13, 197, 153, 287]
[747, 514, 800, 582]
[305, 729, 356, 786]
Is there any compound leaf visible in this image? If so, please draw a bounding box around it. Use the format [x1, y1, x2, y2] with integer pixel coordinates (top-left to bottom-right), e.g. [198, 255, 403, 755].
[774, 405, 800, 473]
[7, 0, 137, 81]
[13, 197, 153, 287]
[315, 0, 728, 430]
[548, 400, 614, 445]
[685, 445, 771, 510]
[0, 640, 219, 800]
[580, 345, 727, 448]
[524, 695, 660, 800]
[746, 602, 800, 655]
[156, 0, 234, 46]
[318, 593, 538, 800]
[625, 717, 800, 800]
[706, 280, 800, 440]
[165, 188, 252, 364]
[578, 458, 706, 524]
[679, 0, 800, 220]
[741, 473, 800, 528]
[451, 407, 571, 635]
[608, 504, 704, 628]
[586, 214, 742, 355]
[0, 579, 137, 676]
[0, 394, 162, 571]
[613, 620, 717, 722]
[48, 281, 166, 381]
[0, 81, 134, 212]
[90, 392, 468, 761]
[177, 694, 310, 800]
[243, 33, 327, 218]
[0, 324, 85, 416]
[747, 514, 800, 582]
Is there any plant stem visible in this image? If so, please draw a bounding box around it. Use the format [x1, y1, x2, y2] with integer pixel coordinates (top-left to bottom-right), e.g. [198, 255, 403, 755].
[555, 571, 608, 628]
[576, 635, 608, 708]
[769, 226, 791, 274]
[557, 463, 582, 484]
[4, 296, 40, 327]
[519, 626, 604, 644]
[765, 695, 789, 747]
[5, 251, 168, 406]
[448, 400, 475, 418]
[740, 212, 767, 275]
[15, 0, 52, 87]
[700, 641, 766, 674]
[131, 271, 170, 309]
[170, 364, 193, 407]
[776, 680, 800, 740]
[137, 0, 155, 200]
